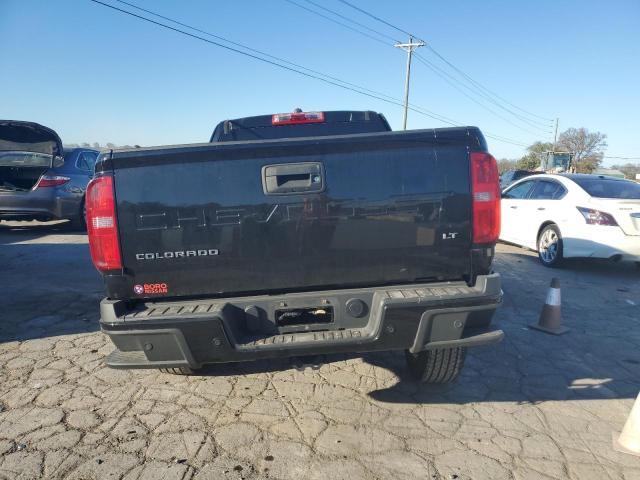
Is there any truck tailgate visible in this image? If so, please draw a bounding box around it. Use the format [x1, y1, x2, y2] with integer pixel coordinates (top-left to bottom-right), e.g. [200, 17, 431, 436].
[108, 130, 476, 299]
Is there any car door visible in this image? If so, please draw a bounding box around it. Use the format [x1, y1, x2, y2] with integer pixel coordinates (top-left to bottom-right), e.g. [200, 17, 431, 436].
[500, 179, 536, 244]
[526, 179, 568, 249]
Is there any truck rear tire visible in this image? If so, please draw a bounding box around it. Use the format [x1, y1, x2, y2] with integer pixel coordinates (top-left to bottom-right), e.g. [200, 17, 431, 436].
[405, 347, 466, 383]
[70, 200, 87, 231]
[159, 367, 195, 375]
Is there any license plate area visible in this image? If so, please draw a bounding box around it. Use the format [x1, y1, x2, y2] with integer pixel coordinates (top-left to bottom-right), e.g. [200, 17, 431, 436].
[275, 306, 334, 327]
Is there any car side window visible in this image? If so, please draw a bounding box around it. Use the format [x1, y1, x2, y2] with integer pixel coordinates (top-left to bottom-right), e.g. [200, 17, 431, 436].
[530, 180, 567, 200]
[87, 152, 98, 170]
[77, 151, 98, 172]
[502, 180, 534, 199]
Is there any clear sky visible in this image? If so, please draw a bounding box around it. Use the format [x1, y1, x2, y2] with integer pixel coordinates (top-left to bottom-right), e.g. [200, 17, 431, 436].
[1, 0, 638, 164]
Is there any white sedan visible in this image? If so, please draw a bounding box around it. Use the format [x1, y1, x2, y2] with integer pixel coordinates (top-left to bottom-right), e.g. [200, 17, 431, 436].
[500, 173, 640, 266]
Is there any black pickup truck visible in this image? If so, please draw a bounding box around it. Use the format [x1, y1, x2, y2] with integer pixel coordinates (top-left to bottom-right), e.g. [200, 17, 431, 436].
[85, 110, 503, 382]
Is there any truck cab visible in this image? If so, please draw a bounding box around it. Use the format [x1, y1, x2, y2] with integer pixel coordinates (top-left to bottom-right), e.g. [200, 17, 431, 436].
[210, 110, 391, 142]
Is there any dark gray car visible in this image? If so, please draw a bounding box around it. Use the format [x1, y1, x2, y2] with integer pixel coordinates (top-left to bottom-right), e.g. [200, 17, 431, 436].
[0, 121, 98, 228]
[499, 169, 542, 190]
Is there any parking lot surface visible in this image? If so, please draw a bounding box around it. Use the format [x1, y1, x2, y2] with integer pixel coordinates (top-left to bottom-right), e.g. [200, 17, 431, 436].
[1, 221, 639, 480]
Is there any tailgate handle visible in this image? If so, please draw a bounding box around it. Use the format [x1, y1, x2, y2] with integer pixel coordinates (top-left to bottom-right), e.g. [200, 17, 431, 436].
[262, 162, 324, 195]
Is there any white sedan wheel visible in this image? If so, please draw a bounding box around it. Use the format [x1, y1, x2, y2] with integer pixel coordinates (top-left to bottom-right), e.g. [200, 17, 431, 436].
[537, 225, 563, 267]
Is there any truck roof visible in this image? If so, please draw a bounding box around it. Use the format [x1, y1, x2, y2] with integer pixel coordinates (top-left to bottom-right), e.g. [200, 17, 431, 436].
[210, 110, 391, 142]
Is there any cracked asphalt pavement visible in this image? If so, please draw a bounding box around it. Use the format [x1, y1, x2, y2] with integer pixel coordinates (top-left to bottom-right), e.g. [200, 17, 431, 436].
[1, 221, 639, 479]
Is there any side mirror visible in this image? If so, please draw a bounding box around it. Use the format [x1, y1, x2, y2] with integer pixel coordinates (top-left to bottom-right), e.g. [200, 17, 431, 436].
[52, 155, 65, 168]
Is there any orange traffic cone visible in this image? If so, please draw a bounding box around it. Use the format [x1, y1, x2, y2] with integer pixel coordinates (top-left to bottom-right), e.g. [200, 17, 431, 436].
[529, 278, 569, 335]
[613, 392, 640, 456]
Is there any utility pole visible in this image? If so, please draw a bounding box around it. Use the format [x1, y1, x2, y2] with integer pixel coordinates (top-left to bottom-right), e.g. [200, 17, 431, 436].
[394, 35, 425, 130]
[552, 117, 559, 151]
[541, 118, 560, 172]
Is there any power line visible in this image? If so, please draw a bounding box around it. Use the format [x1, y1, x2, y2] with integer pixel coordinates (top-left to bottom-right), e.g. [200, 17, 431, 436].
[335, 1, 553, 124]
[88, 1, 466, 127]
[282, 0, 390, 47]
[301, 0, 399, 43]
[112, 0, 464, 127]
[92, 1, 396, 103]
[427, 46, 554, 122]
[119, 0, 466, 128]
[285, 0, 550, 136]
[415, 52, 552, 130]
[88, 1, 533, 149]
[113, 0, 403, 104]
[119, 0, 526, 143]
[413, 54, 552, 135]
[483, 134, 529, 147]
[603, 156, 640, 161]
[337, 0, 422, 42]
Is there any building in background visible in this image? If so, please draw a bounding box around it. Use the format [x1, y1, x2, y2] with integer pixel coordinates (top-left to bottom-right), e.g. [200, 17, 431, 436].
[592, 168, 626, 179]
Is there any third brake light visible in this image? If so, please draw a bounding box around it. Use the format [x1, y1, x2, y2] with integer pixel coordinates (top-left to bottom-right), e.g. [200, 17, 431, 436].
[272, 111, 325, 125]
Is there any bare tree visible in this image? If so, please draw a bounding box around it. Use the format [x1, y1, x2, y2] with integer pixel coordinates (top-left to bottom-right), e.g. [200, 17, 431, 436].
[64, 142, 132, 150]
[557, 128, 607, 174]
[612, 163, 640, 180]
[497, 158, 517, 173]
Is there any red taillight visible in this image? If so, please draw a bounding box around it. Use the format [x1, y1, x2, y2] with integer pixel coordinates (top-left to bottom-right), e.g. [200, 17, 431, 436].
[577, 207, 618, 226]
[272, 111, 325, 125]
[86, 176, 122, 271]
[471, 151, 501, 244]
[35, 175, 71, 188]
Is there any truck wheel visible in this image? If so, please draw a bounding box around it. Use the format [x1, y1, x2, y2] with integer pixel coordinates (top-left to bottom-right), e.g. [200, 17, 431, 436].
[159, 367, 195, 375]
[537, 224, 563, 267]
[405, 347, 466, 383]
